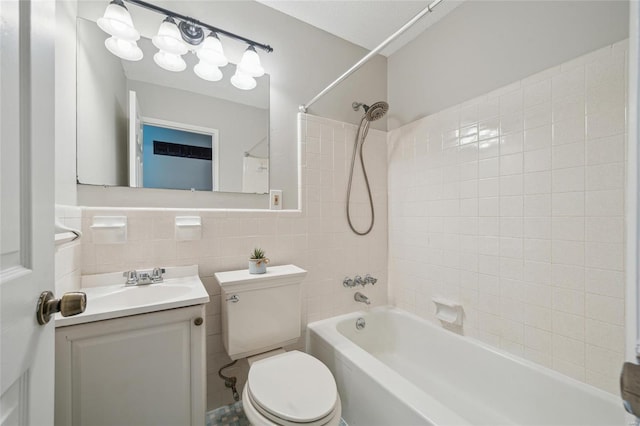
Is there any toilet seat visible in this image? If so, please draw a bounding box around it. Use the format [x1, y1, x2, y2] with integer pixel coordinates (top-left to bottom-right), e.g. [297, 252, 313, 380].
[244, 351, 340, 425]
[243, 384, 342, 426]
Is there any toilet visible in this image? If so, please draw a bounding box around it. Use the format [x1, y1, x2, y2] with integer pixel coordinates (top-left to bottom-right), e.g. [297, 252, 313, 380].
[215, 264, 342, 426]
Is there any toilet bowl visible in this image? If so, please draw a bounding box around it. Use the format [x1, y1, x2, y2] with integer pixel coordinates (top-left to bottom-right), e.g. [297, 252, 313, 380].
[242, 351, 342, 426]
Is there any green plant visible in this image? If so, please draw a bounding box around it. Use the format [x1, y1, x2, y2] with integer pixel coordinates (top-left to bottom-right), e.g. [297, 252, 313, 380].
[250, 248, 266, 259]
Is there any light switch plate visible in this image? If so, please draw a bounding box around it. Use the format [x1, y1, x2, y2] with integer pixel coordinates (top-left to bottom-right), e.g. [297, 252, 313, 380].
[270, 190, 282, 210]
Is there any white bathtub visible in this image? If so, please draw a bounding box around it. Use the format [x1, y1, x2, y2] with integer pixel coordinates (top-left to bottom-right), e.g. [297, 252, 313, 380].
[307, 307, 626, 426]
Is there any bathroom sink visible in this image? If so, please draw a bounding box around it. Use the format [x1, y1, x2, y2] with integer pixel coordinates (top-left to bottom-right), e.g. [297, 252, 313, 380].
[89, 284, 192, 307]
[55, 265, 210, 327]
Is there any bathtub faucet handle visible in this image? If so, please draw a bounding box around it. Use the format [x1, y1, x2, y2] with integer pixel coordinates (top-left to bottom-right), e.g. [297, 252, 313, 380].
[343, 277, 355, 288]
[354, 275, 364, 286]
[364, 274, 377, 285]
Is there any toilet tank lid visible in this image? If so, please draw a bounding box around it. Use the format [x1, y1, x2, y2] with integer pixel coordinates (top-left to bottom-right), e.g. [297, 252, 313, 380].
[214, 264, 307, 291]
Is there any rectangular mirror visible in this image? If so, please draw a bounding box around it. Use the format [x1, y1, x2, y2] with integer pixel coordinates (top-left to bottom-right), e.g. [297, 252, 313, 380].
[76, 17, 270, 194]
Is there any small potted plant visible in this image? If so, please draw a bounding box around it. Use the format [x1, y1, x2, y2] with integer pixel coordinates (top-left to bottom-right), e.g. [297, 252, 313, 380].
[249, 248, 269, 274]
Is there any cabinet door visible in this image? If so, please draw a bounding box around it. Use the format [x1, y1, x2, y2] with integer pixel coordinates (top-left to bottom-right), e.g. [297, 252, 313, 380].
[55, 306, 205, 426]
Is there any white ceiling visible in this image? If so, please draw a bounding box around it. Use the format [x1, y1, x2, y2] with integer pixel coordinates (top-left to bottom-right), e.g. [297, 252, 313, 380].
[256, 0, 464, 57]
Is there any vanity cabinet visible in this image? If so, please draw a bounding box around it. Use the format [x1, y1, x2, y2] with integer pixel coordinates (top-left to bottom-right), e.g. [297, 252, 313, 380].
[55, 305, 206, 426]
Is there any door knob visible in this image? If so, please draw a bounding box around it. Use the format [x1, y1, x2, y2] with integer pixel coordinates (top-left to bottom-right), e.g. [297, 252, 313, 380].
[36, 291, 87, 325]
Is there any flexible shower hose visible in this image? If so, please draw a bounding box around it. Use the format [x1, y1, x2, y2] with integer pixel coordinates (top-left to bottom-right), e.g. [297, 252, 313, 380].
[346, 116, 375, 236]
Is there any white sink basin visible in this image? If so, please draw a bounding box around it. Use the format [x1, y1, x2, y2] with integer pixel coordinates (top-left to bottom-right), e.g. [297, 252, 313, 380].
[55, 265, 210, 327]
[90, 284, 192, 307]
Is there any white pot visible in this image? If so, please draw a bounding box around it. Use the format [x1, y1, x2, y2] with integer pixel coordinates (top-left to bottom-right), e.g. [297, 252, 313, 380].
[248, 258, 269, 274]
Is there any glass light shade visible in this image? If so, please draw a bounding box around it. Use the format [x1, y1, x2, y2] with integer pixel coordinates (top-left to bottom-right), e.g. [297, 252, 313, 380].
[152, 18, 188, 55]
[230, 69, 257, 90]
[97, 1, 140, 41]
[104, 36, 143, 61]
[237, 45, 264, 77]
[194, 61, 223, 82]
[153, 51, 187, 72]
[196, 33, 228, 67]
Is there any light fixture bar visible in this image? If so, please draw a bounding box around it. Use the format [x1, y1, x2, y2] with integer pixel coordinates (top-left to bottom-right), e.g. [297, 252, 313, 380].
[123, 0, 273, 53]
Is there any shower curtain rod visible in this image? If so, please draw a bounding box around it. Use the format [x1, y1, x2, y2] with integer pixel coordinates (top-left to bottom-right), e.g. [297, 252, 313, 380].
[244, 137, 268, 156]
[299, 0, 444, 113]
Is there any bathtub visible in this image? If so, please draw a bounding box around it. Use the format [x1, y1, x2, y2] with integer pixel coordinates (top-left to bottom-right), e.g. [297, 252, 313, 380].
[307, 307, 626, 426]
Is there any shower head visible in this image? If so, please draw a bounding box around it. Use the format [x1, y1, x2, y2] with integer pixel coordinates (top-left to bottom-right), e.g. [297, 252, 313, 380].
[364, 101, 389, 122]
[352, 101, 389, 122]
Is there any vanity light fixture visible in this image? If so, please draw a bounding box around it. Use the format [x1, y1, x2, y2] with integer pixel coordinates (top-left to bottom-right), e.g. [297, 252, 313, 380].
[154, 50, 187, 72]
[230, 69, 257, 91]
[197, 33, 228, 67]
[193, 32, 227, 81]
[152, 17, 188, 55]
[237, 45, 265, 77]
[105, 36, 143, 61]
[231, 45, 266, 90]
[194, 61, 223, 82]
[97, 0, 139, 41]
[98, 0, 143, 61]
[96, 0, 272, 90]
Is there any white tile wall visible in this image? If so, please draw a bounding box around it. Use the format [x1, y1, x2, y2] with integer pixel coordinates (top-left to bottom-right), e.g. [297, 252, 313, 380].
[387, 40, 628, 394]
[55, 205, 83, 295]
[59, 114, 388, 409]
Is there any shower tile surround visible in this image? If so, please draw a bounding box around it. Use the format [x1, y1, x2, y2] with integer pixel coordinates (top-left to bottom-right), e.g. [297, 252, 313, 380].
[388, 40, 628, 394]
[55, 115, 388, 410]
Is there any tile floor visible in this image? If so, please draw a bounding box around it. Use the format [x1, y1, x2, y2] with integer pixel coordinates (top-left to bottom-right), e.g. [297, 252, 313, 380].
[206, 401, 348, 426]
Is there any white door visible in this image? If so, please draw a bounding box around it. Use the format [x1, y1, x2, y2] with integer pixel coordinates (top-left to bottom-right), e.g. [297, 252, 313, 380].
[129, 90, 143, 187]
[1, 0, 56, 424]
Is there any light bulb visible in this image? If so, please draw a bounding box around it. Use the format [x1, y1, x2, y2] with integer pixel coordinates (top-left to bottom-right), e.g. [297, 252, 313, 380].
[231, 69, 257, 90]
[152, 17, 188, 55]
[153, 51, 186, 72]
[97, 0, 139, 41]
[104, 36, 143, 61]
[194, 61, 223, 82]
[237, 45, 264, 78]
[196, 33, 228, 67]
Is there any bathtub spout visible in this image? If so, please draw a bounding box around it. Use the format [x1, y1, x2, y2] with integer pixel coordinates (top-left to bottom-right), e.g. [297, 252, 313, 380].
[354, 292, 371, 305]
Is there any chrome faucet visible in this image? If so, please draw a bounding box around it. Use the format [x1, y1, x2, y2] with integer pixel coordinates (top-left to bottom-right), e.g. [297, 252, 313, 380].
[123, 270, 138, 285]
[123, 268, 166, 286]
[151, 267, 166, 282]
[343, 274, 377, 288]
[354, 292, 371, 305]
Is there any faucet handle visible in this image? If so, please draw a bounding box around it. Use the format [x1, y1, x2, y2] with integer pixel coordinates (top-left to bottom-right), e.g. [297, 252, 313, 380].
[343, 277, 354, 288]
[151, 267, 166, 282]
[364, 274, 377, 285]
[123, 270, 138, 285]
[354, 275, 364, 286]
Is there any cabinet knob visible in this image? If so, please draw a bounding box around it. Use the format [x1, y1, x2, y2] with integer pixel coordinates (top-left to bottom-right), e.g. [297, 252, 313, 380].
[194, 317, 203, 326]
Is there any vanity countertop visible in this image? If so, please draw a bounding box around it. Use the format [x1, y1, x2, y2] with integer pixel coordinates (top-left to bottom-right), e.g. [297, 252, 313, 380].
[55, 265, 210, 327]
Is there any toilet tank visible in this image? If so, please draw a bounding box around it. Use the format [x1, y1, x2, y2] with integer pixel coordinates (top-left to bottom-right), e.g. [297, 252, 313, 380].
[214, 265, 307, 360]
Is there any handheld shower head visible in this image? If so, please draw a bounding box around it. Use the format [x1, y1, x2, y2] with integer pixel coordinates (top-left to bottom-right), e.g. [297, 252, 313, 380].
[352, 101, 389, 122]
[364, 101, 389, 122]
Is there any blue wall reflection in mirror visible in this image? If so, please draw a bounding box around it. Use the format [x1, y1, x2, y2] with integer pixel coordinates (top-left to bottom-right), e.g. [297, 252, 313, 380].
[143, 125, 213, 191]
